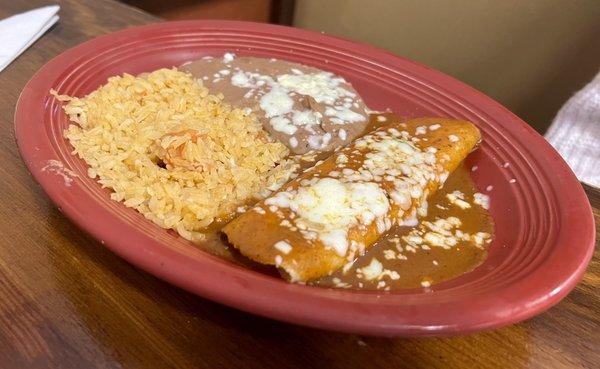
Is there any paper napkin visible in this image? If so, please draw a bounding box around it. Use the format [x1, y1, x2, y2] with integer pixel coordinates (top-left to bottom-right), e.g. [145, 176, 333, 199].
[0, 5, 59, 72]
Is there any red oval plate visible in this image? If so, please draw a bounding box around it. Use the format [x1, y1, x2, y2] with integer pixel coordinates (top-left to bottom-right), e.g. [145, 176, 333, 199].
[15, 21, 595, 337]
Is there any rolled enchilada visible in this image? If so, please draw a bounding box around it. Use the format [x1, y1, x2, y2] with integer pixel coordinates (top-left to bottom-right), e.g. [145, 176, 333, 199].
[223, 117, 481, 282]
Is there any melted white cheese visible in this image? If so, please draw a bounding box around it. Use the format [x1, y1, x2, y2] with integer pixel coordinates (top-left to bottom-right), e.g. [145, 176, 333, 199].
[266, 178, 389, 256]
[223, 56, 368, 150]
[260, 86, 294, 118]
[223, 52, 235, 63]
[274, 240, 293, 254]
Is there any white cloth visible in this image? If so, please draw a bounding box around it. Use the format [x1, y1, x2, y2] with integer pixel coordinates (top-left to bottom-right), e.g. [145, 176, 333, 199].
[0, 5, 59, 73]
[545, 70, 600, 188]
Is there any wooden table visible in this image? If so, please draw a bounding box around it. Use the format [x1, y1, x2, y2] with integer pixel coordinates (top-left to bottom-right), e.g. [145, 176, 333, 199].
[0, 1, 598, 368]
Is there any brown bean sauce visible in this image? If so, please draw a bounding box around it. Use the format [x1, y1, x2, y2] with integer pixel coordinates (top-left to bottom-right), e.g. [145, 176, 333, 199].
[314, 159, 494, 290]
[190, 113, 494, 290]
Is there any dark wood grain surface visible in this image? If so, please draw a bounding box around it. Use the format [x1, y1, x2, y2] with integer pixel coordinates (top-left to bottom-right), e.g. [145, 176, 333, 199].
[0, 1, 598, 368]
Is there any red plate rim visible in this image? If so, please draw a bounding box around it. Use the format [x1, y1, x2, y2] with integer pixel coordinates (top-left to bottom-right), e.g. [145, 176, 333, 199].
[14, 20, 595, 337]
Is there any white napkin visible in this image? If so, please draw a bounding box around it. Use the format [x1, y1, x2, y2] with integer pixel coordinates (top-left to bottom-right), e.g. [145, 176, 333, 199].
[0, 5, 59, 73]
[545, 70, 600, 188]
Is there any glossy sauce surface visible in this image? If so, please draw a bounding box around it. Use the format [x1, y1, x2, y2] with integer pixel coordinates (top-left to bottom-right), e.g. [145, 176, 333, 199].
[314, 162, 494, 289]
[191, 113, 493, 290]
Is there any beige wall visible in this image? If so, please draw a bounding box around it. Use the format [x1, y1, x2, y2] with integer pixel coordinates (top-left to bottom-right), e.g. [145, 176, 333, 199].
[293, 0, 600, 132]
